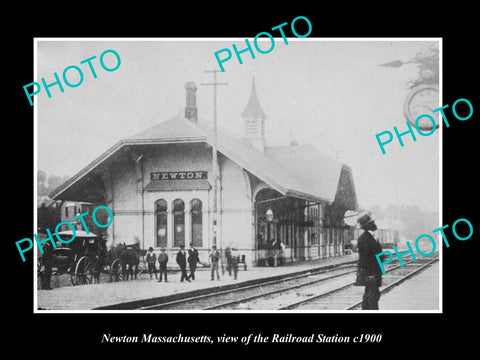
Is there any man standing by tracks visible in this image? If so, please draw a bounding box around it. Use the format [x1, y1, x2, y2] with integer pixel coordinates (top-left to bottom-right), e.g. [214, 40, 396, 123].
[146, 247, 158, 280]
[230, 247, 239, 280]
[157, 248, 169, 282]
[176, 245, 190, 283]
[356, 212, 384, 310]
[209, 245, 221, 281]
[225, 246, 232, 276]
[41, 241, 53, 290]
[187, 242, 200, 280]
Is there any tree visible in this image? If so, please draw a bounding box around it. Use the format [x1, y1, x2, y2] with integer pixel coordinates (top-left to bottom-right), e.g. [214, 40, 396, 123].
[47, 175, 64, 194]
[37, 170, 48, 196]
[37, 170, 70, 196]
[37, 170, 69, 232]
[37, 170, 46, 185]
[37, 203, 61, 234]
[368, 203, 439, 240]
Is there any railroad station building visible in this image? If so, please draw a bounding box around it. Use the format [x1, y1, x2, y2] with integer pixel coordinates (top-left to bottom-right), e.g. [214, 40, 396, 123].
[50, 79, 358, 267]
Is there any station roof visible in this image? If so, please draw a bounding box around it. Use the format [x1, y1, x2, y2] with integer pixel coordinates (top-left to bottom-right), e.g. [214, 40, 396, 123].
[50, 113, 355, 205]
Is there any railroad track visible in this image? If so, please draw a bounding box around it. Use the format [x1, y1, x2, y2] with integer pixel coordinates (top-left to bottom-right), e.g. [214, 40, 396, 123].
[139, 254, 438, 310]
[280, 256, 438, 310]
[139, 263, 358, 310]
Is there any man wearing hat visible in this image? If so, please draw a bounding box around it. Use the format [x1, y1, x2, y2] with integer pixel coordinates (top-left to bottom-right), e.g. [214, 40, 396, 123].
[157, 248, 169, 282]
[41, 241, 54, 290]
[146, 247, 158, 280]
[209, 245, 221, 281]
[176, 245, 190, 282]
[356, 212, 384, 310]
[230, 247, 239, 280]
[187, 242, 200, 281]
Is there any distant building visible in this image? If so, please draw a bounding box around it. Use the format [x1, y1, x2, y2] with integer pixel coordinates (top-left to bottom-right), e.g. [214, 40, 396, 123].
[59, 201, 97, 233]
[349, 219, 401, 252]
[374, 219, 401, 248]
[49, 79, 359, 267]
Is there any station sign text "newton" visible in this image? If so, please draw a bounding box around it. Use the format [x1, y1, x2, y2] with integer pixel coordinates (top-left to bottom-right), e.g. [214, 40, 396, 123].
[150, 171, 208, 181]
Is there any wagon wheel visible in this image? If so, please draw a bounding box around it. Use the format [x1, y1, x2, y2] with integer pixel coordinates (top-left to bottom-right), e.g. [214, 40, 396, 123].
[72, 256, 94, 286]
[37, 257, 44, 289]
[70, 263, 79, 286]
[110, 259, 124, 282]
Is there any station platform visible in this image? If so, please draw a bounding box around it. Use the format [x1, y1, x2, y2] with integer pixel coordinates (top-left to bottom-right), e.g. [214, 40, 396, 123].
[379, 261, 440, 311]
[37, 254, 440, 311]
[37, 254, 358, 311]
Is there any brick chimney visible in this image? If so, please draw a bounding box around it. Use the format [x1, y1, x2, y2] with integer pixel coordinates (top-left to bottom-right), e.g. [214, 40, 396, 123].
[185, 81, 198, 122]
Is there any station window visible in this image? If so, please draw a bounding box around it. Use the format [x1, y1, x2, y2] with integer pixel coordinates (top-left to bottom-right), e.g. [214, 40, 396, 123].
[173, 199, 185, 248]
[190, 198, 203, 247]
[155, 199, 168, 248]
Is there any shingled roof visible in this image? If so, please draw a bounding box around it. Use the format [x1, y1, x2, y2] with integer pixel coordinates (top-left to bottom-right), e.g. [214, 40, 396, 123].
[50, 113, 353, 205]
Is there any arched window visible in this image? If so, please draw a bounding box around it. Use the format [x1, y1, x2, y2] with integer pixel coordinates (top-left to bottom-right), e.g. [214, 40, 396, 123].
[155, 199, 167, 248]
[173, 199, 185, 248]
[190, 199, 203, 247]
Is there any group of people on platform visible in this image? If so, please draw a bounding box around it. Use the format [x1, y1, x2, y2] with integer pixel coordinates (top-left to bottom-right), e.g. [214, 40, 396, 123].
[40, 214, 383, 311]
[146, 247, 170, 282]
[145, 243, 243, 282]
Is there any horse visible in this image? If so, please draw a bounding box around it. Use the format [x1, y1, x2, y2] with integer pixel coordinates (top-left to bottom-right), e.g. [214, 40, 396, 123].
[119, 243, 140, 280]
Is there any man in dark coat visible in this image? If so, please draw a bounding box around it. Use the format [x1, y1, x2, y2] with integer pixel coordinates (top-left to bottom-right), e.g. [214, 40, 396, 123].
[266, 240, 275, 267]
[187, 242, 200, 280]
[157, 248, 169, 282]
[356, 212, 383, 310]
[176, 245, 190, 282]
[230, 247, 239, 280]
[225, 246, 232, 276]
[41, 241, 54, 290]
[209, 245, 221, 280]
[146, 247, 158, 280]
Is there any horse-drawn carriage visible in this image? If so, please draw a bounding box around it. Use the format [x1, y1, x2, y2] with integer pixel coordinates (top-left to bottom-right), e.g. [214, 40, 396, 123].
[37, 230, 146, 288]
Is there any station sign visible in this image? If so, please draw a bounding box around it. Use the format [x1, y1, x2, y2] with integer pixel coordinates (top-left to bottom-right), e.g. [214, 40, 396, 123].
[150, 171, 208, 181]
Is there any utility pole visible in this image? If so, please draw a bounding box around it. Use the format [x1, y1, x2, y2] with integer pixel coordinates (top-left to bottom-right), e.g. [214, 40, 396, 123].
[201, 70, 228, 248]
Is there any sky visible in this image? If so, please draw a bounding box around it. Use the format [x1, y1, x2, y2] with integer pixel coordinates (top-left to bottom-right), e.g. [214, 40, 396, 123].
[36, 38, 440, 213]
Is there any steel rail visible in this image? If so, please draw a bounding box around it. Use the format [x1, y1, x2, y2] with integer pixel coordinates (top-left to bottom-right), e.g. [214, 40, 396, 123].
[138, 263, 357, 310]
[344, 257, 439, 310]
[203, 268, 358, 310]
[137, 251, 437, 310]
[277, 256, 436, 310]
